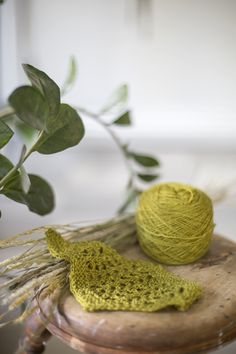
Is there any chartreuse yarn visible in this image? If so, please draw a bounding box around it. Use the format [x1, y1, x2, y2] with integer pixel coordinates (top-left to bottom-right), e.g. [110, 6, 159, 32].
[46, 229, 202, 312]
[136, 182, 214, 265]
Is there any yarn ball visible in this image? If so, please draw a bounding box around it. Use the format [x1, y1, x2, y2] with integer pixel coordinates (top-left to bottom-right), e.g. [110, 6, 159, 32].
[136, 182, 215, 265]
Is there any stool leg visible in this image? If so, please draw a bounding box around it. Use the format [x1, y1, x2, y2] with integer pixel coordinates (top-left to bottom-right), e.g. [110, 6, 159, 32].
[15, 307, 51, 354]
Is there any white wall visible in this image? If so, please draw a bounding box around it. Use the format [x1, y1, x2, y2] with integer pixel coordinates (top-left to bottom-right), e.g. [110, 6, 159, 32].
[1, 4, 236, 353]
[1, 0, 236, 150]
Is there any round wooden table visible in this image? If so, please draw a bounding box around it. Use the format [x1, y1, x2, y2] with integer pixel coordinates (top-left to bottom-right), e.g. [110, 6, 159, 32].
[16, 235, 236, 354]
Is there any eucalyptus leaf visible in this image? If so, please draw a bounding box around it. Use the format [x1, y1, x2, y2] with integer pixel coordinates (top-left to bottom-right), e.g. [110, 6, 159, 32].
[2, 174, 54, 216]
[8, 86, 49, 130]
[22, 64, 60, 116]
[100, 84, 128, 114]
[35, 104, 85, 154]
[129, 152, 160, 167]
[61, 56, 77, 96]
[0, 120, 14, 149]
[137, 173, 159, 182]
[111, 111, 131, 126]
[0, 154, 14, 179]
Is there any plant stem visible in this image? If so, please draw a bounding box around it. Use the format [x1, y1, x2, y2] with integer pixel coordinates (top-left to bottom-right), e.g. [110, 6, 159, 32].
[77, 107, 135, 187]
[0, 131, 44, 189]
[0, 166, 18, 189]
[0, 106, 15, 119]
[22, 131, 44, 163]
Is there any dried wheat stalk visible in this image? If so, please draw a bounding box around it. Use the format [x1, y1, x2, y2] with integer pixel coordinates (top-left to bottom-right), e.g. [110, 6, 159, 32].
[0, 214, 136, 327]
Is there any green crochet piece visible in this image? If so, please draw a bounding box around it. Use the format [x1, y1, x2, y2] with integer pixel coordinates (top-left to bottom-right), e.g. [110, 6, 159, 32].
[46, 229, 202, 312]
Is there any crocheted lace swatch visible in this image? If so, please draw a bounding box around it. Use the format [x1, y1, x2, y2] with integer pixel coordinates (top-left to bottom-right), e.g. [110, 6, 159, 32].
[46, 229, 202, 312]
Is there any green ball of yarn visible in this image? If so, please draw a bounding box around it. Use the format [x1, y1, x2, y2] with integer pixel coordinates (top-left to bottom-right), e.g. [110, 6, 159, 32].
[136, 182, 215, 265]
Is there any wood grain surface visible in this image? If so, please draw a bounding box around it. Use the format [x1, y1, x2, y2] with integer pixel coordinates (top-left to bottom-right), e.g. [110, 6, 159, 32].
[39, 235, 236, 354]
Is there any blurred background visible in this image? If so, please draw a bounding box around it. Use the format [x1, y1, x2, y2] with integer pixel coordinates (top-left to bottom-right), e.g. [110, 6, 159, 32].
[0, 0, 236, 353]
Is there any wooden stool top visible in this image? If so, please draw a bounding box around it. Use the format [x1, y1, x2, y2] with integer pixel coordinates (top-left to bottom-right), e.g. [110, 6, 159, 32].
[39, 235, 236, 354]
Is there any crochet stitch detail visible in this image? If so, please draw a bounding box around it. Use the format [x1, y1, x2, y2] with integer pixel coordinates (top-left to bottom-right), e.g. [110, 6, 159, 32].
[46, 229, 202, 312]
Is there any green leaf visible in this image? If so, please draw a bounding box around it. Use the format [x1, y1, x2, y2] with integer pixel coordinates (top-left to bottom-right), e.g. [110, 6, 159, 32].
[0, 120, 14, 149]
[35, 104, 85, 154]
[100, 84, 128, 114]
[22, 64, 60, 116]
[0, 154, 14, 179]
[129, 152, 160, 167]
[61, 56, 77, 96]
[26, 175, 55, 215]
[0, 154, 54, 215]
[137, 173, 159, 182]
[112, 111, 131, 126]
[2, 174, 54, 216]
[8, 86, 49, 130]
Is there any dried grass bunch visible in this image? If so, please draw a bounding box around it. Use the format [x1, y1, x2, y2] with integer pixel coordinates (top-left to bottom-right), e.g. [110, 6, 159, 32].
[0, 215, 136, 327]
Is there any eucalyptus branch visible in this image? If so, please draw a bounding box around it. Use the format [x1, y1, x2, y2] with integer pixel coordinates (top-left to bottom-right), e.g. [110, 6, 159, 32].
[0, 106, 15, 119]
[0, 62, 159, 218]
[0, 165, 18, 189]
[76, 105, 160, 213]
[22, 130, 44, 163]
[0, 146, 25, 189]
[77, 107, 136, 189]
[0, 131, 43, 189]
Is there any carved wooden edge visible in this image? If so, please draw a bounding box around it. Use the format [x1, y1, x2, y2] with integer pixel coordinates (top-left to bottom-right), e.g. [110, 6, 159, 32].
[45, 314, 236, 354]
[15, 307, 51, 354]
